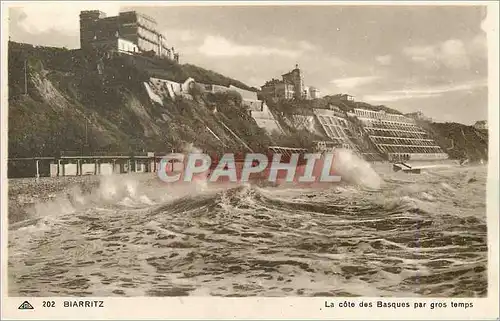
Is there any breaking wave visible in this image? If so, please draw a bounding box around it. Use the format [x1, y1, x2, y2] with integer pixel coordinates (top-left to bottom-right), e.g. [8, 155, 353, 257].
[331, 148, 382, 190]
[8, 161, 487, 297]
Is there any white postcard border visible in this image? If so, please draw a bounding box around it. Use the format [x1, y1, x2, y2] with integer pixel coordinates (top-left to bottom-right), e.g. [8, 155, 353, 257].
[1, 1, 498, 320]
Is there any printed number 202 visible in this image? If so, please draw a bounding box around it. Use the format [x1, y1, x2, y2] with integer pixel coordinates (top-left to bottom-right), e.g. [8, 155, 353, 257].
[42, 301, 55, 308]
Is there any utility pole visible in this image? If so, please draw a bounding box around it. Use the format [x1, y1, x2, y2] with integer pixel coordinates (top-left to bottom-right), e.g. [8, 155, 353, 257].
[85, 116, 91, 155]
[85, 118, 88, 146]
[24, 59, 28, 95]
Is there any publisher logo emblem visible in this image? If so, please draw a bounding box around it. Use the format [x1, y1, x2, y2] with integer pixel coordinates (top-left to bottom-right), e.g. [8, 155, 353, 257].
[18, 301, 34, 310]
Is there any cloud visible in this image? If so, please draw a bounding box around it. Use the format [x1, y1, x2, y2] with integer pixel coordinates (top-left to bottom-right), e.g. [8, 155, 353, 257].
[328, 56, 347, 67]
[376, 55, 392, 65]
[402, 36, 486, 70]
[198, 35, 316, 58]
[247, 77, 266, 88]
[173, 30, 196, 42]
[162, 29, 199, 50]
[363, 92, 440, 102]
[298, 40, 316, 51]
[403, 45, 436, 63]
[469, 34, 487, 58]
[330, 76, 380, 90]
[12, 3, 120, 34]
[362, 79, 486, 102]
[440, 39, 470, 69]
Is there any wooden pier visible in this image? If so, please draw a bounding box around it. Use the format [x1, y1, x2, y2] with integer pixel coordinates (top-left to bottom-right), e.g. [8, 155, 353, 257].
[7, 152, 165, 179]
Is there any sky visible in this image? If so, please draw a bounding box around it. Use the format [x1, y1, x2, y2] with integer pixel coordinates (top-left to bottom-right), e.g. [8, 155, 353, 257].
[7, 2, 490, 124]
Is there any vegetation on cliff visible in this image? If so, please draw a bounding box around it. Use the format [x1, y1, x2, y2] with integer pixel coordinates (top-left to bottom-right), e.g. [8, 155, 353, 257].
[8, 41, 488, 164]
[321, 95, 403, 115]
[261, 94, 403, 116]
[263, 96, 488, 161]
[8, 41, 265, 158]
[420, 121, 488, 161]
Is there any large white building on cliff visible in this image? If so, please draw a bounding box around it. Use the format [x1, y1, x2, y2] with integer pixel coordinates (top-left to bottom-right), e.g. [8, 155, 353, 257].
[79, 10, 179, 62]
[261, 65, 321, 100]
[352, 109, 448, 161]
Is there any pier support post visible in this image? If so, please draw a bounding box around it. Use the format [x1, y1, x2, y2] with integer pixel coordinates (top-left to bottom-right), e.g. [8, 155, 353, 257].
[94, 159, 100, 175]
[135, 160, 138, 173]
[77, 159, 81, 176]
[127, 159, 131, 174]
[35, 160, 40, 179]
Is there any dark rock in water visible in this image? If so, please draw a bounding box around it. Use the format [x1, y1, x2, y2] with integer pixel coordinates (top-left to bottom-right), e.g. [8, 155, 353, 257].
[468, 178, 477, 183]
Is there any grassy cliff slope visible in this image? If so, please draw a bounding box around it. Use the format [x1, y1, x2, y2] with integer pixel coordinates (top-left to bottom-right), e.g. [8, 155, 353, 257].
[421, 121, 488, 161]
[8, 42, 269, 159]
[8, 41, 488, 165]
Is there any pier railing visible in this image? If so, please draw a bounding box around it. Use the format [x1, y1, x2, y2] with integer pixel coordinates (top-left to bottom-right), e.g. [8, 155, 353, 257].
[7, 153, 169, 179]
[8, 147, 310, 179]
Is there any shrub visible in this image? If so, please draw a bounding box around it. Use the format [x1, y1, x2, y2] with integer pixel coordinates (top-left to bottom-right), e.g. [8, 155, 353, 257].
[188, 83, 205, 99]
[226, 90, 243, 106]
[207, 90, 243, 107]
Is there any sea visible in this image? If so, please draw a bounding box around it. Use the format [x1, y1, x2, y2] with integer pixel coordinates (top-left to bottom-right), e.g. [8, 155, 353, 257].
[7, 150, 488, 297]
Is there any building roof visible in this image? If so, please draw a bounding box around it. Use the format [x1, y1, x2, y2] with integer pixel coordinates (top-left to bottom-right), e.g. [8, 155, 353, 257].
[119, 11, 157, 24]
[281, 64, 300, 77]
[81, 10, 106, 15]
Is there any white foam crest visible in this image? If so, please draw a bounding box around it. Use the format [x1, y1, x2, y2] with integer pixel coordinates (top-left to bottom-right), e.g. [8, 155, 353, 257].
[16, 218, 54, 233]
[331, 149, 383, 190]
[118, 196, 137, 207]
[22, 175, 157, 223]
[27, 193, 76, 219]
[68, 185, 86, 206]
[178, 143, 213, 193]
[181, 142, 203, 154]
[97, 176, 120, 201]
[125, 179, 138, 198]
[139, 195, 156, 205]
[92, 175, 145, 205]
[440, 182, 457, 193]
[420, 192, 436, 202]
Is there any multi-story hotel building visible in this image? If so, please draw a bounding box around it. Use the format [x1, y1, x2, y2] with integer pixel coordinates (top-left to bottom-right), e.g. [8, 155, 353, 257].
[79, 10, 179, 62]
[353, 108, 448, 161]
[313, 106, 355, 150]
[261, 78, 295, 100]
[261, 65, 319, 100]
[281, 65, 304, 99]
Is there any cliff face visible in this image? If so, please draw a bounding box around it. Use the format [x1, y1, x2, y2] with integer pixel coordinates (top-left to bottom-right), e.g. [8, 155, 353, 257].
[263, 98, 490, 162]
[422, 121, 489, 162]
[8, 42, 271, 158]
[8, 42, 489, 164]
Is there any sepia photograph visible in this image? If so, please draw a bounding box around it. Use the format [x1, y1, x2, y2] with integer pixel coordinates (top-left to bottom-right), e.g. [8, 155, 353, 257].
[4, 1, 493, 304]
